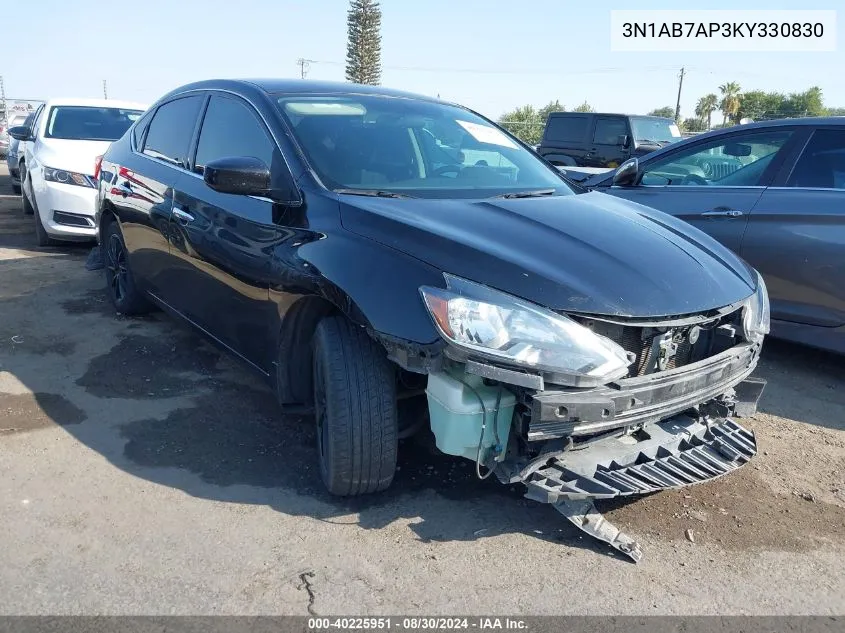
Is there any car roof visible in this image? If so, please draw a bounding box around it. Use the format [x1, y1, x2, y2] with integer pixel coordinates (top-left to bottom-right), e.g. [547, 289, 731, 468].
[43, 98, 149, 110]
[163, 78, 440, 103]
[547, 112, 673, 120]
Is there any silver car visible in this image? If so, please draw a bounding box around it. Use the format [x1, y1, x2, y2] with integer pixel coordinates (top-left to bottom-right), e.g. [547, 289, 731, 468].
[5, 113, 34, 194]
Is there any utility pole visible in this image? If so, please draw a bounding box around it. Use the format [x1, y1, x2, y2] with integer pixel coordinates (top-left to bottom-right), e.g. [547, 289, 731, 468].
[296, 58, 311, 79]
[674, 67, 685, 123]
[103, 79, 108, 100]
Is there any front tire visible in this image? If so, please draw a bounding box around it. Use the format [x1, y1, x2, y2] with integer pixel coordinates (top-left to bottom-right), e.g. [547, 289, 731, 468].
[312, 315, 398, 496]
[31, 190, 58, 247]
[103, 219, 151, 315]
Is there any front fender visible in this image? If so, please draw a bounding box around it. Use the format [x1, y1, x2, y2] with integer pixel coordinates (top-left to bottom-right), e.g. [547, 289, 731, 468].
[299, 231, 444, 345]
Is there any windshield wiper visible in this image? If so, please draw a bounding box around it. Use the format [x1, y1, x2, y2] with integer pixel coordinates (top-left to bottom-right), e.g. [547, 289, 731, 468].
[334, 188, 413, 199]
[494, 189, 556, 199]
[636, 138, 666, 145]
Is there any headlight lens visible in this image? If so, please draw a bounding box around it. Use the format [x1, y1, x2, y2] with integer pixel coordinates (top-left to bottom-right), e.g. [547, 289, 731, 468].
[44, 166, 96, 188]
[420, 274, 631, 387]
[743, 271, 770, 343]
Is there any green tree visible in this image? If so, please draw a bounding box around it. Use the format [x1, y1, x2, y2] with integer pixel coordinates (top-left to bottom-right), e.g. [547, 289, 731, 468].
[648, 106, 675, 118]
[735, 90, 785, 121]
[719, 81, 742, 125]
[782, 86, 825, 118]
[573, 101, 594, 113]
[538, 100, 565, 122]
[345, 0, 382, 85]
[682, 117, 706, 133]
[695, 93, 719, 130]
[498, 105, 543, 145]
[827, 106, 845, 116]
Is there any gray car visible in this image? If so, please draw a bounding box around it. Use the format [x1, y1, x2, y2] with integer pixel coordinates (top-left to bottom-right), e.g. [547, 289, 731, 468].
[585, 118, 845, 353]
[5, 113, 35, 194]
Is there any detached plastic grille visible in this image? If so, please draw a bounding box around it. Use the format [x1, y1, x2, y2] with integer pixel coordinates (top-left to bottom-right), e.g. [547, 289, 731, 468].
[525, 419, 756, 501]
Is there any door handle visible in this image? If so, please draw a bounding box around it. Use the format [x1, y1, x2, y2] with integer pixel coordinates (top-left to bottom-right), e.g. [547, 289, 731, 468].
[701, 209, 744, 218]
[172, 207, 195, 224]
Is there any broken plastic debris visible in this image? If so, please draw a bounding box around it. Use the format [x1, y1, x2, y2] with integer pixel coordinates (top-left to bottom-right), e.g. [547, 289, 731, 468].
[685, 528, 695, 543]
[10, 336, 23, 344]
[473, 529, 488, 536]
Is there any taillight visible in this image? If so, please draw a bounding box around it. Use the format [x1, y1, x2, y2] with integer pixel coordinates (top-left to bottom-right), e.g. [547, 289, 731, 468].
[93, 155, 104, 181]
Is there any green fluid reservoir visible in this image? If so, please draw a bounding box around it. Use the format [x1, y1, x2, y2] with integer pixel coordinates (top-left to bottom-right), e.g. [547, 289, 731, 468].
[426, 367, 516, 463]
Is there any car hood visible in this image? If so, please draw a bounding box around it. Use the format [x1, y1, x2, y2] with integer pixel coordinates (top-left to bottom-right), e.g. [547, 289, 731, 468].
[37, 138, 113, 175]
[338, 191, 756, 317]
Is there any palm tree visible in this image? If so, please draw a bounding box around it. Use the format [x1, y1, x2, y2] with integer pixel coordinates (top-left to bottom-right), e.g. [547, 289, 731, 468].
[719, 82, 741, 126]
[695, 93, 719, 130]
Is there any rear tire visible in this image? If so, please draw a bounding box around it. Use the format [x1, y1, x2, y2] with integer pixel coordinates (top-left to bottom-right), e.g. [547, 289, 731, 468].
[312, 315, 398, 496]
[103, 219, 151, 315]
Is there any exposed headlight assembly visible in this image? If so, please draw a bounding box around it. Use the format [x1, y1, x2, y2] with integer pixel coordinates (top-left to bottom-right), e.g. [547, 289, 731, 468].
[420, 274, 631, 387]
[742, 270, 770, 344]
[44, 166, 96, 188]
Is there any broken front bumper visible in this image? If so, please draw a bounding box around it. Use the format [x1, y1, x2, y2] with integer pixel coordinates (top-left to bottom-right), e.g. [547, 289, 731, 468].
[527, 342, 760, 440]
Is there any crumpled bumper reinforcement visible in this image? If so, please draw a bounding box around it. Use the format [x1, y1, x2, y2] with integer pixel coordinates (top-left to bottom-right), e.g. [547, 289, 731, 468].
[519, 416, 757, 562]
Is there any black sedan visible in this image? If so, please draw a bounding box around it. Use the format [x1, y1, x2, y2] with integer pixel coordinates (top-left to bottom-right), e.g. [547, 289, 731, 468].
[95, 79, 769, 559]
[584, 118, 845, 353]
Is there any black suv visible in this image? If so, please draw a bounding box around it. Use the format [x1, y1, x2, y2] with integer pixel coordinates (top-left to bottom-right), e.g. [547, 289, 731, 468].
[537, 112, 681, 167]
[95, 79, 768, 560]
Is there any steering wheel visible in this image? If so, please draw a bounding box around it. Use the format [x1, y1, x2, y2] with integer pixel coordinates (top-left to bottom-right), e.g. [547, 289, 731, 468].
[681, 173, 708, 186]
[432, 164, 462, 177]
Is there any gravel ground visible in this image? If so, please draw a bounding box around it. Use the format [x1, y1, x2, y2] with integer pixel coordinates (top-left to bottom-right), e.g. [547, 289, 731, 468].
[0, 164, 842, 615]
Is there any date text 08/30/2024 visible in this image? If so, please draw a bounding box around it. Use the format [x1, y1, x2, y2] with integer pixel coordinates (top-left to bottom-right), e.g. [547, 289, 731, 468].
[308, 617, 528, 631]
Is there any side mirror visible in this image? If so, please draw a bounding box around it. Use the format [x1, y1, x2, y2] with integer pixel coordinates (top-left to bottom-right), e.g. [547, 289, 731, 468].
[612, 157, 639, 187]
[617, 134, 630, 148]
[203, 156, 300, 204]
[8, 126, 33, 141]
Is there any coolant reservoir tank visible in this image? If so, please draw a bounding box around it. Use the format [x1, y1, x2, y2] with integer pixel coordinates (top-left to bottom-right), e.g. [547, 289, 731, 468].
[426, 368, 516, 462]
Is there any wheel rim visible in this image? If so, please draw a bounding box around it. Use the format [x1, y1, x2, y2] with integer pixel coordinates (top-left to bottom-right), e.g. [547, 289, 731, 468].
[313, 354, 329, 472]
[106, 233, 128, 302]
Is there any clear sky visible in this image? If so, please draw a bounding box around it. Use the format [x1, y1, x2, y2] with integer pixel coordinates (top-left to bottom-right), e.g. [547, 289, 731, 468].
[6, 0, 843, 120]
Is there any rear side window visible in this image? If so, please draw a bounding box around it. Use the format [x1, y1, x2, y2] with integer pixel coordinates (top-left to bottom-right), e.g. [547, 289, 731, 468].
[142, 96, 203, 167]
[786, 129, 845, 189]
[132, 109, 154, 149]
[593, 117, 628, 145]
[544, 116, 589, 143]
[194, 96, 275, 171]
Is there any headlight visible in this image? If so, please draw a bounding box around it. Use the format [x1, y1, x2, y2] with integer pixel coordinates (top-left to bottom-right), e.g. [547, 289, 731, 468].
[420, 274, 631, 387]
[742, 271, 770, 343]
[44, 166, 96, 188]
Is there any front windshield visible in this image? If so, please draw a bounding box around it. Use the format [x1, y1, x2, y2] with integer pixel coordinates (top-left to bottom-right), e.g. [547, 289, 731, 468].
[630, 116, 681, 145]
[276, 95, 572, 199]
[45, 106, 144, 142]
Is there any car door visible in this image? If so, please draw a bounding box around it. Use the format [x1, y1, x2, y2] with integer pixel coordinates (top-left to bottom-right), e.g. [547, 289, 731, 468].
[168, 93, 287, 373]
[741, 126, 845, 327]
[20, 104, 44, 186]
[120, 95, 205, 296]
[586, 116, 629, 168]
[602, 128, 797, 253]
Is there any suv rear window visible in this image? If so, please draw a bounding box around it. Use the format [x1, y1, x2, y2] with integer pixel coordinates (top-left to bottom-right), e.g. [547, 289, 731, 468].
[544, 115, 589, 143]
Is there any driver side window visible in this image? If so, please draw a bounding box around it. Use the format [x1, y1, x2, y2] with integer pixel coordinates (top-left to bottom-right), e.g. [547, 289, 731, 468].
[641, 131, 792, 187]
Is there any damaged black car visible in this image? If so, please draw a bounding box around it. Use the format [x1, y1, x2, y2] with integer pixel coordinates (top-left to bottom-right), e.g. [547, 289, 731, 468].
[94, 80, 769, 561]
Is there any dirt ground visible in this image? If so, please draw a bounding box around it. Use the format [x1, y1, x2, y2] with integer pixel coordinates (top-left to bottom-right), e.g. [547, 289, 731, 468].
[0, 163, 843, 615]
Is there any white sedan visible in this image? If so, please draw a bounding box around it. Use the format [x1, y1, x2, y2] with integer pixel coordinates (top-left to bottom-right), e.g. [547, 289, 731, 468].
[14, 98, 147, 245]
